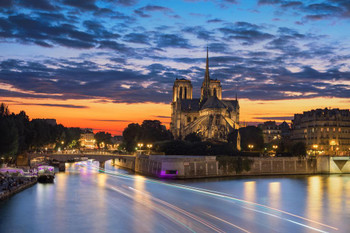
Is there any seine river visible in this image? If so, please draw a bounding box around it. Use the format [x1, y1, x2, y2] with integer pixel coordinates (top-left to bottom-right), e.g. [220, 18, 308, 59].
[0, 160, 349, 233]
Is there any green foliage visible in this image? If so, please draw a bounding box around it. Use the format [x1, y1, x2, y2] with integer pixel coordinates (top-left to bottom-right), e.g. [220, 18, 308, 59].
[0, 103, 83, 158]
[216, 156, 254, 174]
[122, 120, 172, 152]
[0, 117, 19, 158]
[0, 103, 10, 117]
[291, 142, 307, 157]
[95, 131, 112, 148]
[184, 132, 201, 142]
[123, 123, 142, 152]
[227, 129, 240, 150]
[239, 126, 264, 151]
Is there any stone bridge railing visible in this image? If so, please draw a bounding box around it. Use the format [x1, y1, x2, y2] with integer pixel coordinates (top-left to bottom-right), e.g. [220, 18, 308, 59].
[28, 153, 134, 163]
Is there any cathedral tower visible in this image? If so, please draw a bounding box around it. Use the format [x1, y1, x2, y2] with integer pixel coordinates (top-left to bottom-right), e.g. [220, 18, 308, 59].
[172, 79, 193, 102]
[201, 48, 222, 101]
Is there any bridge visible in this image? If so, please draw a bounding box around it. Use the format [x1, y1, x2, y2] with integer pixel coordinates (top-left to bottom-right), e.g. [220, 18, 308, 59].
[27, 153, 135, 170]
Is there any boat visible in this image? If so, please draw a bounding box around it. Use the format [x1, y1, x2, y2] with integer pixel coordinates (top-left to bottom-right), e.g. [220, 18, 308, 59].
[37, 165, 55, 183]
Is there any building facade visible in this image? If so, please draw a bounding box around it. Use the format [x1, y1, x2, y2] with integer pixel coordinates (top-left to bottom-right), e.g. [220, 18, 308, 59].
[291, 108, 350, 156]
[259, 121, 290, 143]
[170, 49, 239, 141]
[79, 133, 96, 149]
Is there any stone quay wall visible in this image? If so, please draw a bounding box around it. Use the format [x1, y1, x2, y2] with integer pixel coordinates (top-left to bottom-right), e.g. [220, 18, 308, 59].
[111, 155, 348, 179]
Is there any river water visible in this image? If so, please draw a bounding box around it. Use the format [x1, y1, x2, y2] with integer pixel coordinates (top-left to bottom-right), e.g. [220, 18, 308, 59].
[0, 160, 349, 233]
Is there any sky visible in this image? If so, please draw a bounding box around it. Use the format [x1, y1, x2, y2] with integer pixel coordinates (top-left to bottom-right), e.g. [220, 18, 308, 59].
[0, 0, 349, 135]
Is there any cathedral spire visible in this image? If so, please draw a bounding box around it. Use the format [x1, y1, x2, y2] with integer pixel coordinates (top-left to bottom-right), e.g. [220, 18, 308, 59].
[202, 47, 211, 100]
[205, 46, 210, 83]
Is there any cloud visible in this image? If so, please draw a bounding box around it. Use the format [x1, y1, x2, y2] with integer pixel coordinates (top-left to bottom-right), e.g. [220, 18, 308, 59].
[183, 26, 214, 41]
[153, 115, 171, 119]
[62, 0, 98, 11]
[91, 119, 132, 122]
[115, 0, 138, 6]
[207, 18, 224, 23]
[258, 0, 350, 21]
[18, 103, 89, 109]
[218, 22, 274, 44]
[254, 116, 294, 121]
[123, 33, 150, 45]
[155, 33, 193, 48]
[134, 5, 175, 18]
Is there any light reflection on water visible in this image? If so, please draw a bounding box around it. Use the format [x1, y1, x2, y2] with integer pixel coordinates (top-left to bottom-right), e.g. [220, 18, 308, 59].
[0, 160, 349, 233]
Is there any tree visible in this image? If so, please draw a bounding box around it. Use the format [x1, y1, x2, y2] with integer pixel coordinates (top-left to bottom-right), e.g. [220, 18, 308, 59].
[0, 103, 10, 117]
[140, 120, 172, 142]
[0, 117, 18, 159]
[123, 123, 142, 152]
[184, 132, 201, 142]
[239, 126, 264, 152]
[13, 111, 31, 153]
[122, 120, 172, 153]
[291, 142, 306, 157]
[227, 129, 240, 151]
[95, 131, 112, 149]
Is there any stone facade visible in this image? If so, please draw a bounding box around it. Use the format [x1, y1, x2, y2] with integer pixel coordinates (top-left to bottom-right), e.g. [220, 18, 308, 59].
[291, 108, 350, 156]
[170, 49, 239, 141]
[259, 121, 290, 143]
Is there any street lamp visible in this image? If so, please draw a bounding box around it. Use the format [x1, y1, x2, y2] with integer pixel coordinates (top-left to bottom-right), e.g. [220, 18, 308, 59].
[312, 144, 318, 156]
[330, 140, 337, 155]
[137, 143, 144, 148]
[147, 144, 153, 155]
[248, 144, 254, 151]
[272, 145, 278, 150]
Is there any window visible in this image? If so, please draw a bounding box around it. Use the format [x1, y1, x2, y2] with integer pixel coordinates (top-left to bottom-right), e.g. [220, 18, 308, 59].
[184, 87, 187, 99]
[187, 116, 191, 123]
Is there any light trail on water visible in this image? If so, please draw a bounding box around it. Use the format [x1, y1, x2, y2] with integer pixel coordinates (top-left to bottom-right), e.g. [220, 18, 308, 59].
[77, 162, 339, 232]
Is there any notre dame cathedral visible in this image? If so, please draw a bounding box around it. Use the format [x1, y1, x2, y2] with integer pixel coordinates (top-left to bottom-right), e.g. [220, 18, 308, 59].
[170, 48, 240, 142]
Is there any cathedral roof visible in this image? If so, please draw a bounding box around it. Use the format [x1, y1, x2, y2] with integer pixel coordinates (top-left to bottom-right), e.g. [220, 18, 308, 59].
[201, 96, 226, 109]
[221, 100, 239, 111]
[180, 99, 201, 111]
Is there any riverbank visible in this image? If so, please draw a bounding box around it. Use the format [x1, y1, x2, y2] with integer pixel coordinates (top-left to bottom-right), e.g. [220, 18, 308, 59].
[0, 177, 37, 201]
[112, 155, 350, 179]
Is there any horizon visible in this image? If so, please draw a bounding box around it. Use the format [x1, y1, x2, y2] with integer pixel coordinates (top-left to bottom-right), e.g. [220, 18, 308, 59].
[1, 0, 349, 135]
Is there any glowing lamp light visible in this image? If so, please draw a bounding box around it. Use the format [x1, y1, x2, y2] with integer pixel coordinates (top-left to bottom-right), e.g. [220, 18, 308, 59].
[248, 144, 254, 151]
[272, 145, 278, 150]
[312, 144, 318, 149]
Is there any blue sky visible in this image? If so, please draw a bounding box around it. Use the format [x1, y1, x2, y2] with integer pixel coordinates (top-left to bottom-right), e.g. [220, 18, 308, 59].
[0, 0, 349, 132]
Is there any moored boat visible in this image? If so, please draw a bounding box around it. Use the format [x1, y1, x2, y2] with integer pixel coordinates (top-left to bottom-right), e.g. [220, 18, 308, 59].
[37, 165, 55, 183]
